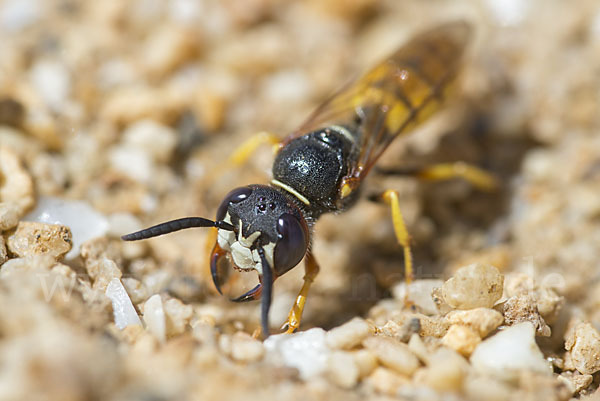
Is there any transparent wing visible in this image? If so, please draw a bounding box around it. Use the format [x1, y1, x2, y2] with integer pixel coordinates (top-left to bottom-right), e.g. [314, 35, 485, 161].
[283, 21, 472, 190]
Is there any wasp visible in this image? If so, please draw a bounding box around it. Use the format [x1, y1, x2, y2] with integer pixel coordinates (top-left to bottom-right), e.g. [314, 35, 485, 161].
[122, 21, 496, 337]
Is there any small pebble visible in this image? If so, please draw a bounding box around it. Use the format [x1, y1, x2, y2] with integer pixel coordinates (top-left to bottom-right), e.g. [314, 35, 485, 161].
[441, 263, 504, 309]
[365, 367, 410, 396]
[557, 371, 593, 395]
[407, 334, 430, 364]
[325, 317, 374, 350]
[470, 322, 552, 382]
[163, 298, 193, 336]
[6, 221, 72, 259]
[143, 294, 166, 343]
[444, 308, 504, 337]
[464, 375, 513, 401]
[392, 279, 445, 315]
[86, 258, 122, 291]
[502, 294, 551, 337]
[414, 347, 469, 392]
[351, 349, 378, 378]
[121, 278, 148, 305]
[564, 321, 600, 375]
[441, 324, 481, 357]
[0, 147, 34, 215]
[106, 278, 142, 330]
[230, 332, 264, 363]
[121, 119, 178, 163]
[327, 351, 359, 389]
[29, 59, 71, 109]
[141, 25, 200, 78]
[363, 336, 420, 376]
[264, 328, 330, 380]
[25, 197, 109, 259]
[0, 235, 7, 265]
[108, 145, 154, 184]
[0, 202, 21, 231]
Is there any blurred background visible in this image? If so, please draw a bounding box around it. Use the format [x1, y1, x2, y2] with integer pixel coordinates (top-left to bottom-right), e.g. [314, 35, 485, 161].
[1, 0, 600, 400]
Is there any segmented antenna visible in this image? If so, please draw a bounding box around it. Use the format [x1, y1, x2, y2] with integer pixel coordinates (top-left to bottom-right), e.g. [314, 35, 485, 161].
[121, 217, 235, 241]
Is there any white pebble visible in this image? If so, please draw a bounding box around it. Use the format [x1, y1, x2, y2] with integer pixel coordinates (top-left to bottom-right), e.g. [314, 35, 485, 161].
[25, 197, 109, 259]
[264, 328, 331, 380]
[392, 279, 444, 315]
[122, 119, 178, 163]
[143, 294, 166, 343]
[109, 145, 153, 184]
[29, 59, 71, 109]
[470, 322, 552, 382]
[106, 278, 142, 330]
[0, 0, 40, 32]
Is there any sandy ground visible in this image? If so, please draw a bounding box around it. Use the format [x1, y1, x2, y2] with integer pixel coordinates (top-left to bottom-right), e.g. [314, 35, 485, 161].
[1, 0, 600, 400]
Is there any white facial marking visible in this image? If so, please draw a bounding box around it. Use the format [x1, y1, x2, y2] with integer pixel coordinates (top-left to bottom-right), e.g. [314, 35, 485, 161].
[216, 213, 275, 275]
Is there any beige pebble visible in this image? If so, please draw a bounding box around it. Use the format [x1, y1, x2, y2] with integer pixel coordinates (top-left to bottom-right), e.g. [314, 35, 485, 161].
[351, 349, 377, 378]
[121, 277, 148, 305]
[141, 25, 200, 78]
[380, 317, 421, 342]
[441, 325, 481, 357]
[230, 332, 264, 363]
[363, 336, 420, 376]
[0, 147, 34, 216]
[565, 321, 600, 374]
[23, 109, 63, 150]
[464, 375, 513, 401]
[441, 263, 504, 309]
[121, 119, 178, 163]
[445, 308, 504, 338]
[431, 286, 452, 314]
[535, 286, 563, 324]
[557, 371, 593, 395]
[325, 317, 374, 349]
[164, 298, 194, 336]
[0, 235, 7, 265]
[407, 334, 430, 364]
[86, 258, 122, 291]
[327, 351, 359, 389]
[194, 90, 228, 133]
[101, 86, 185, 126]
[414, 347, 469, 392]
[6, 222, 72, 260]
[365, 366, 410, 396]
[0, 202, 21, 231]
[503, 295, 551, 337]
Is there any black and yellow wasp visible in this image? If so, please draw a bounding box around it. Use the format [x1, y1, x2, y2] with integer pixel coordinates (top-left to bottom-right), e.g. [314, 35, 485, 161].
[123, 21, 496, 337]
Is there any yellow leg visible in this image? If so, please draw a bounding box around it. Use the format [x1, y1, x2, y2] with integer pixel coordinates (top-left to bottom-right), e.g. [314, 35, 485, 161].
[416, 162, 498, 192]
[381, 190, 414, 305]
[282, 251, 320, 334]
[227, 131, 281, 167]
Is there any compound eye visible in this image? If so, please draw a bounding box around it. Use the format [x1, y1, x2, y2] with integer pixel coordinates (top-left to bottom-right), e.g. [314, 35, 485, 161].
[273, 213, 308, 276]
[216, 187, 253, 220]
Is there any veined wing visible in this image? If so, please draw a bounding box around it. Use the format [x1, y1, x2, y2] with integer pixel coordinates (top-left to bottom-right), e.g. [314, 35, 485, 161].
[284, 21, 472, 195]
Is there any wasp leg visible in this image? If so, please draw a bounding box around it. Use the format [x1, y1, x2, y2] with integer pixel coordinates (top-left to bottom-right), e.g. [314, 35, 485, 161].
[227, 131, 280, 167]
[282, 250, 320, 334]
[378, 162, 498, 192]
[369, 190, 414, 307]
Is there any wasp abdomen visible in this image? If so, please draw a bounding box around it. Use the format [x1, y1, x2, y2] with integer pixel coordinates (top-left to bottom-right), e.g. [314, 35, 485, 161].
[272, 128, 354, 215]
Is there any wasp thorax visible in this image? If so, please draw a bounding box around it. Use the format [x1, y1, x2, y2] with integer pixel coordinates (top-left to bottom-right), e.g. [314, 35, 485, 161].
[214, 185, 309, 277]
